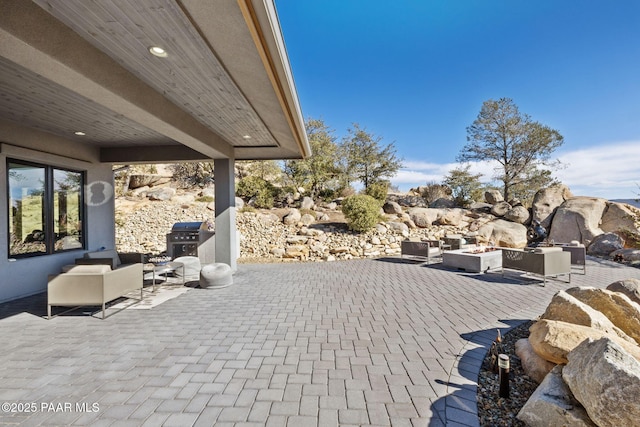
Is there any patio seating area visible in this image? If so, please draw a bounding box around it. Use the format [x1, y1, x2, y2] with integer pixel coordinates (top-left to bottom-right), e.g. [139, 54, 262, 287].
[1, 257, 639, 426]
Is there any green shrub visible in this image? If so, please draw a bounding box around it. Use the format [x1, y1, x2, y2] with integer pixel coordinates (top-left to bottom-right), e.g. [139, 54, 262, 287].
[364, 181, 389, 202]
[236, 176, 275, 209]
[317, 188, 338, 201]
[341, 194, 382, 232]
[421, 182, 451, 204]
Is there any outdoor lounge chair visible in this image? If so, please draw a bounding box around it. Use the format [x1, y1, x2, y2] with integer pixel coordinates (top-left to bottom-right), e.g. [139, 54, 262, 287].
[501, 247, 571, 285]
[401, 239, 443, 264]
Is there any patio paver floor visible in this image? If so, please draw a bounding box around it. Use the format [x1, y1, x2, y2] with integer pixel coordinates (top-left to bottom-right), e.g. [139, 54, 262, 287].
[1, 256, 638, 426]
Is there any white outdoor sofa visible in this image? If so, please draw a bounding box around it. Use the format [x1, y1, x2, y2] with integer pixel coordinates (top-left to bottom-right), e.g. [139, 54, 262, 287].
[47, 264, 143, 319]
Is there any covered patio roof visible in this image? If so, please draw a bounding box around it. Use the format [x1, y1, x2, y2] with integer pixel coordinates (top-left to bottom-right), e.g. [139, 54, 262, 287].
[0, 0, 309, 163]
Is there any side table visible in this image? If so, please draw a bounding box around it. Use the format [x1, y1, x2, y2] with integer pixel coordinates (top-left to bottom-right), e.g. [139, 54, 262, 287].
[143, 262, 185, 292]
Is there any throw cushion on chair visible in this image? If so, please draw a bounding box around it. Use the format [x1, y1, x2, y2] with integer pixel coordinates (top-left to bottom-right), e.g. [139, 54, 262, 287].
[533, 247, 563, 254]
[64, 265, 111, 274]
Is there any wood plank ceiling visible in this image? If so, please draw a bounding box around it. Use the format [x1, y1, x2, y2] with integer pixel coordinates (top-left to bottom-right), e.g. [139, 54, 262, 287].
[0, 0, 308, 161]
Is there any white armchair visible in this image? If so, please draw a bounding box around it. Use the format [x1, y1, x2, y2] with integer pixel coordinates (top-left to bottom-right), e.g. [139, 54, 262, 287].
[48, 264, 143, 319]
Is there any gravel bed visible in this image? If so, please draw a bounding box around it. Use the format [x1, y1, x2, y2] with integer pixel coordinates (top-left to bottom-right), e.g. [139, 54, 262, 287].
[477, 320, 539, 426]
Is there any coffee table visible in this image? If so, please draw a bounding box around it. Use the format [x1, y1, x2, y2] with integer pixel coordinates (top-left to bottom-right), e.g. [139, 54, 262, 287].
[143, 261, 185, 292]
[442, 248, 502, 273]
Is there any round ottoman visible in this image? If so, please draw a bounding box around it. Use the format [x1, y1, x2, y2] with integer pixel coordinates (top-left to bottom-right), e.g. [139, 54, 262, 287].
[172, 256, 201, 281]
[199, 263, 233, 289]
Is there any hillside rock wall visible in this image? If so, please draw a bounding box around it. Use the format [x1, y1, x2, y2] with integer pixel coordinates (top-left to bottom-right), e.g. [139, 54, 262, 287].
[116, 184, 640, 263]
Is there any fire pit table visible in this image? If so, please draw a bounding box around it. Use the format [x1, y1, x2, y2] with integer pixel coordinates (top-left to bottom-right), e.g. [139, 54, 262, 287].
[442, 247, 502, 273]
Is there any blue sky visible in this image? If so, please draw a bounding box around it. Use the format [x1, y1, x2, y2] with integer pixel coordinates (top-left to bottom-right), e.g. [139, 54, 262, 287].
[275, 0, 640, 199]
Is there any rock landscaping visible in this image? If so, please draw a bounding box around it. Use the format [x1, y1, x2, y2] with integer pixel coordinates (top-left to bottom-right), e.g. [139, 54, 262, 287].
[515, 284, 640, 427]
[116, 181, 640, 266]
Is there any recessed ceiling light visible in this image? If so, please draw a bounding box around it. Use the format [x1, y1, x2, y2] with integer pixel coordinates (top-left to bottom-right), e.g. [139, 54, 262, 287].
[242, 135, 252, 140]
[74, 131, 86, 136]
[149, 46, 168, 58]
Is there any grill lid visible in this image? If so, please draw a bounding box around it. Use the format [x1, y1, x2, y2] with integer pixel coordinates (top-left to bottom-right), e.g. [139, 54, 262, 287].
[171, 222, 206, 232]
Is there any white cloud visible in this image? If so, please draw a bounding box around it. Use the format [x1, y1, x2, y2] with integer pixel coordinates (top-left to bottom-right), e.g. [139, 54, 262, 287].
[401, 161, 450, 172]
[392, 141, 640, 199]
[392, 170, 442, 184]
[392, 160, 499, 189]
[555, 142, 640, 198]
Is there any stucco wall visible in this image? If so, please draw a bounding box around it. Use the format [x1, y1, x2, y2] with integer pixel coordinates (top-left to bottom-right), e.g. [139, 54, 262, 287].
[0, 143, 115, 303]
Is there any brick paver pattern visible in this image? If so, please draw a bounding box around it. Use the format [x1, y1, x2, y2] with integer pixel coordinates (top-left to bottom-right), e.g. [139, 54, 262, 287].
[1, 257, 639, 426]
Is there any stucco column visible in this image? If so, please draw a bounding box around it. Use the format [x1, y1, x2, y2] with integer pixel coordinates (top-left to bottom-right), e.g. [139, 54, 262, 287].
[214, 158, 237, 271]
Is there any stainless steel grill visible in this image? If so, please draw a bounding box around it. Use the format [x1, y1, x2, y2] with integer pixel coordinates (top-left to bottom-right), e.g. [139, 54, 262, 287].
[167, 222, 206, 243]
[166, 222, 215, 263]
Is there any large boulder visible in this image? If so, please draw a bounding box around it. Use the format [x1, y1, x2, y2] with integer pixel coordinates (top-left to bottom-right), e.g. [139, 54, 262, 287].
[383, 201, 403, 215]
[504, 205, 531, 224]
[128, 174, 172, 189]
[565, 287, 640, 345]
[394, 195, 427, 208]
[386, 221, 409, 236]
[407, 208, 440, 228]
[476, 219, 528, 248]
[528, 319, 640, 364]
[610, 248, 640, 263]
[467, 215, 494, 233]
[484, 189, 503, 204]
[587, 232, 624, 256]
[600, 201, 640, 235]
[283, 208, 301, 225]
[517, 365, 596, 427]
[435, 209, 464, 226]
[300, 196, 315, 210]
[531, 185, 573, 229]
[429, 198, 455, 208]
[469, 201, 492, 211]
[515, 338, 556, 384]
[146, 187, 176, 201]
[563, 338, 640, 427]
[491, 201, 512, 217]
[257, 212, 279, 226]
[300, 213, 315, 226]
[607, 278, 640, 305]
[541, 290, 634, 342]
[548, 197, 607, 245]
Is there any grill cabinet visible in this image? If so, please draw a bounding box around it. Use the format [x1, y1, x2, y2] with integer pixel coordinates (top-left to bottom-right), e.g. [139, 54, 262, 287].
[166, 222, 215, 264]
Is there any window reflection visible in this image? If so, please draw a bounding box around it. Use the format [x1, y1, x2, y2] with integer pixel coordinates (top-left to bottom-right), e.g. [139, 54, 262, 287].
[8, 163, 46, 256]
[8, 160, 85, 257]
[53, 169, 83, 251]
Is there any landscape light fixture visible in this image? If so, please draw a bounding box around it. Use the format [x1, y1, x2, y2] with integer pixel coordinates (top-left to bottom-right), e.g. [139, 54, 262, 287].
[149, 46, 168, 58]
